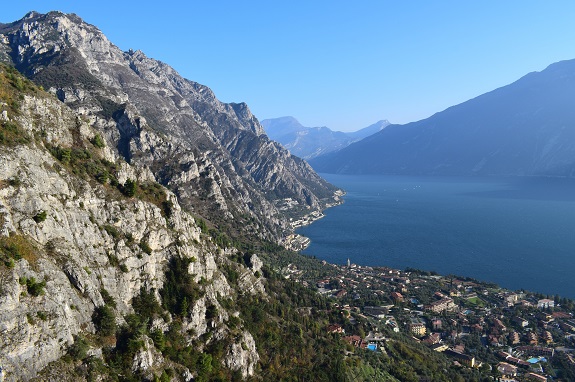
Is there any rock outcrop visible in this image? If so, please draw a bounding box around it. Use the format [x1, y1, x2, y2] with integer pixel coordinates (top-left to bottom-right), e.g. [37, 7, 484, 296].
[0, 11, 343, 380]
[0, 55, 261, 382]
[0, 11, 338, 242]
[0, 14, 312, 381]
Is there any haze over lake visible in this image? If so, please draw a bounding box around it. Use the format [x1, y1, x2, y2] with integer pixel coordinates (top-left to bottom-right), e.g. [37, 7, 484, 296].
[298, 174, 575, 299]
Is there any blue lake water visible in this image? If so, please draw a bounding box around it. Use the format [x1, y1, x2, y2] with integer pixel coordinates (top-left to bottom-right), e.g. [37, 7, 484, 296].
[297, 174, 575, 299]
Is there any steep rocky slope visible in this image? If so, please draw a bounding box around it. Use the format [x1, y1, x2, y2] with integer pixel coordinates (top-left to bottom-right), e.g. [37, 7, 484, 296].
[0, 11, 337, 243]
[0, 65, 266, 380]
[310, 59, 575, 176]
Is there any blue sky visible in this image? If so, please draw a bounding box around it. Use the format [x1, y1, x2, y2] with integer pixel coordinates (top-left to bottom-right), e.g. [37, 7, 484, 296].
[3, 1, 575, 131]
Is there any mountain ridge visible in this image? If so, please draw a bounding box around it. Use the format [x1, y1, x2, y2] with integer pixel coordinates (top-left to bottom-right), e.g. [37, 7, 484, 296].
[310, 58, 575, 176]
[0, 11, 344, 380]
[0, 11, 338, 242]
[261, 116, 389, 160]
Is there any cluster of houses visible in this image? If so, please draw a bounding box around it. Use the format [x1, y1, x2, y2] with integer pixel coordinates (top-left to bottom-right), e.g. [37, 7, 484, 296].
[281, 234, 310, 251]
[284, 260, 575, 381]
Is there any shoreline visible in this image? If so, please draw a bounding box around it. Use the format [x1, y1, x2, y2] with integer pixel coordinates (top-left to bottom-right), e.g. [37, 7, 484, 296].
[281, 189, 345, 251]
[293, 174, 575, 300]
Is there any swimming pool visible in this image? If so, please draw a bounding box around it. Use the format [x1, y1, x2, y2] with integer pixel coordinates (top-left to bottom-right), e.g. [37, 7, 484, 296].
[527, 357, 547, 364]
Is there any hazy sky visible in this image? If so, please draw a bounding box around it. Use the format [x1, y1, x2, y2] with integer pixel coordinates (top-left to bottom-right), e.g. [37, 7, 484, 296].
[3, 1, 575, 131]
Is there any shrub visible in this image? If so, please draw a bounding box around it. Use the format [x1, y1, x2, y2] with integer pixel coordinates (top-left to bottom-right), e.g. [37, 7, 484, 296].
[206, 304, 218, 320]
[103, 224, 120, 239]
[107, 252, 119, 267]
[33, 210, 47, 223]
[160, 256, 203, 317]
[100, 288, 117, 308]
[125, 232, 134, 244]
[139, 240, 152, 255]
[8, 177, 20, 187]
[90, 133, 105, 148]
[161, 200, 173, 218]
[25, 277, 45, 296]
[122, 179, 137, 197]
[132, 287, 162, 321]
[196, 218, 208, 234]
[96, 170, 109, 184]
[150, 329, 166, 352]
[93, 305, 116, 336]
[59, 148, 72, 164]
[68, 335, 89, 360]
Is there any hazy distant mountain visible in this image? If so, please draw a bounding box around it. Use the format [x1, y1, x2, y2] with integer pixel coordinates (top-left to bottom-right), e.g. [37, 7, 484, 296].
[310, 59, 575, 177]
[261, 117, 389, 159]
[346, 120, 391, 140]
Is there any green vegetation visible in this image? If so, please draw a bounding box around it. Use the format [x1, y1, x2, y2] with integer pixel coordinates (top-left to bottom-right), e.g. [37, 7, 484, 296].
[90, 133, 105, 148]
[19, 276, 46, 297]
[33, 210, 48, 223]
[68, 335, 90, 360]
[196, 218, 208, 233]
[46, 133, 176, 213]
[159, 256, 203, 317]
[100, 288, 117, 308]
[103, 224, 120, 239]
[466, 296, 485, 307]
[122, 178, 137, 197]
[139, 240, 152, 255]
[238, 276, 347, 381]
[92, 304, 116, 336]
[0, 64, 35, 146]
[0, 62, 539, 381]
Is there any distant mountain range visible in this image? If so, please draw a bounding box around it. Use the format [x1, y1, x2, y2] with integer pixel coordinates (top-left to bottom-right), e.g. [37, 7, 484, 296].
[261, 117, 389, 159]
[310, 59, 575, 177]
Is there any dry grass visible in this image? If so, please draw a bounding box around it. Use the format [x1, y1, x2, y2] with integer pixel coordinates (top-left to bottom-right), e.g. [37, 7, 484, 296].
[0, 233, 39, 265]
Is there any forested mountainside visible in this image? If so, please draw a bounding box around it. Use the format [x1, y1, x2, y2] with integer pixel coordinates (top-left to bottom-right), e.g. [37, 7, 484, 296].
[310, 59, 575, 177]
[0, 11, 337, 244]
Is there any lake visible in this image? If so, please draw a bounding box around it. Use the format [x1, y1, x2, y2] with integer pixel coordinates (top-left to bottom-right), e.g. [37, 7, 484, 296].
[297, 174, 575, 299]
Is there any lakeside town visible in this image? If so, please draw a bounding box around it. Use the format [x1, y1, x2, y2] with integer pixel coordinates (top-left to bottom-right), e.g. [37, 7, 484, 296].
[280, 191, 345, 251]
[281, 258, 575, 381]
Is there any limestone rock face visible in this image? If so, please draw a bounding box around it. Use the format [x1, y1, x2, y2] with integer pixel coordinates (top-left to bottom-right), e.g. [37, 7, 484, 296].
[0, 11, 338, 242]
[131, 336, 164, 374]
[0, 80, 262, 380]
[224, 331, 260, 378]
[0, 11, 341, 381]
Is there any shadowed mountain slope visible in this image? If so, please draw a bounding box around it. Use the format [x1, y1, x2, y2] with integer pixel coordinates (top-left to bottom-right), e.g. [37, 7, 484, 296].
[310, 59, 575, 177]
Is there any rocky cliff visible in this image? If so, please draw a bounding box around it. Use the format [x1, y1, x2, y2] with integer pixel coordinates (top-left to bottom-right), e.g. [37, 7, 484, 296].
[0, 10, 339, 381]
[0, 11, 337, 243]
[0, 64, 267, 380]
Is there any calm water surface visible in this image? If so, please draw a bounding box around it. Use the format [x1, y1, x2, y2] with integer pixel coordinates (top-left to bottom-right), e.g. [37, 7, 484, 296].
[298, 174, 575, 299]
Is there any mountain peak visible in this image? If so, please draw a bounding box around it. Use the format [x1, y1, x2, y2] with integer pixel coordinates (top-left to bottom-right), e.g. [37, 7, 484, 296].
[261, 117, 389, 160]
[0, 9, 336, 238]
